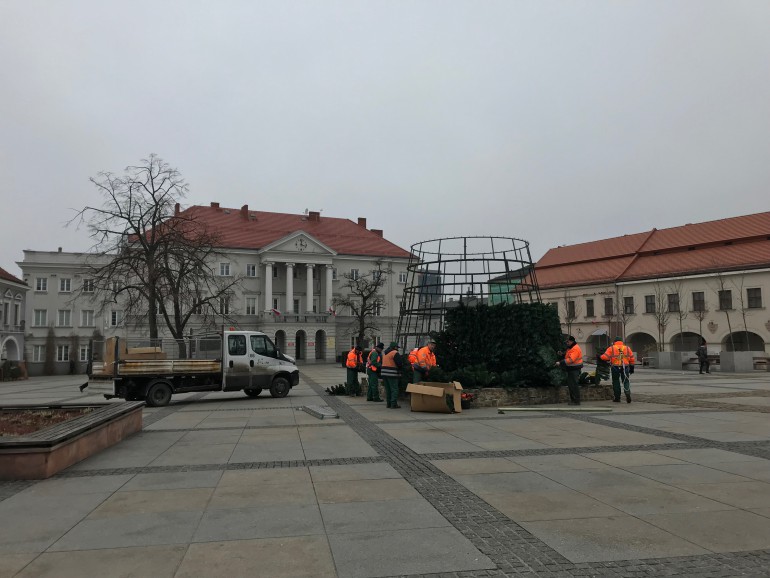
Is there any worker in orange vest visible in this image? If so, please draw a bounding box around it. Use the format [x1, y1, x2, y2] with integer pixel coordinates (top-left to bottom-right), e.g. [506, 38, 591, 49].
[381, 342, 404, 408]
[554, 335, 583, 405]
[346, 345, 363, 396]
[413, 341, 437, 383]
[407, 348, 419, 367]
[600, 336, 635, 403]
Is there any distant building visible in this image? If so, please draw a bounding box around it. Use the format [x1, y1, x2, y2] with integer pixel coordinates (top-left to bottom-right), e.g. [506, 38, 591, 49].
[0, 266, 27, 363]
[19, 205, 411, 375]
[533, 211, 770, 360]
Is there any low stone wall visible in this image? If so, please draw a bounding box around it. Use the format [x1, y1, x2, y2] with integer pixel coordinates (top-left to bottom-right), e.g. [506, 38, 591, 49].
[469, 384, 614, 407]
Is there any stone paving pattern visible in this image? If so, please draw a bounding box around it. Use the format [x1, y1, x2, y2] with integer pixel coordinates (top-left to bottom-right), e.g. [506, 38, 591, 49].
[1, 369, 770, 576]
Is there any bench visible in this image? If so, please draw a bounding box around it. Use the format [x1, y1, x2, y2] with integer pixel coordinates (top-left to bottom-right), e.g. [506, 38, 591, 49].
[682, 355, 720, 371]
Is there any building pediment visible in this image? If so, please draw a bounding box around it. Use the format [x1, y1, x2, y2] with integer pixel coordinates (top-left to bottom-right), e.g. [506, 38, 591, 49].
[258, 231, 337, 257]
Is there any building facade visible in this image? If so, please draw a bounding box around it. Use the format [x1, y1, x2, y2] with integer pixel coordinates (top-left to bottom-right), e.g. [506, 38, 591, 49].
[0, 266, 27, 363]
[534, 212, 770, 360]
[19, 205, 411, 375]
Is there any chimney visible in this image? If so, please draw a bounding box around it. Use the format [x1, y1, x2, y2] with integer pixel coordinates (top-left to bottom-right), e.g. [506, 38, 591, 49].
[241, 204, 249, 218]
[174, 202, 180, 215]
[357, 217, 367, 228]
[309, 211, 320, 222]
[371, 229, 383, 237]
[210, 202, 220, 209]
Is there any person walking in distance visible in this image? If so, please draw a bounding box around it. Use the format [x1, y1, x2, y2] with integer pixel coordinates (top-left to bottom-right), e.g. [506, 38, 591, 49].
[381, 342, 404, 408]
[601, 336, 635, 403]
[345, 345, 363, 396]
[554, 335, 583, 405]
[366, 343, 384, 401]
[696, 338, 710, 374]
[413, 341, 437, 383]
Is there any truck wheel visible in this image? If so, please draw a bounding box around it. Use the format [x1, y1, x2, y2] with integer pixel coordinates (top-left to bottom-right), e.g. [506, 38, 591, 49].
[269, 377, 290, 398]
[146, 381, 173, 407]
[244, 388, 262, 398]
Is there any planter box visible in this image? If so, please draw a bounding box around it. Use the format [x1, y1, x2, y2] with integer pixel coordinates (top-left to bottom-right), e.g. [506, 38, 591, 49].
[468, 384, 614, 408]
[650, 351, 684, 370]
[720, 351, 759, 373]
[0, 402, 144, 480]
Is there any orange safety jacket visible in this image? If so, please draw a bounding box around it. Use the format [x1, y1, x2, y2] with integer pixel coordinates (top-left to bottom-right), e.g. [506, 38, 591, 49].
[564, 344, 583, 367]
[601, 342, 635, 366]
[381, 349, 401, 378]
[366, 349, 382, 372]
[415, 346, 437, 371]
[407, 348, 419, 365]
[346, 349, 363, 369]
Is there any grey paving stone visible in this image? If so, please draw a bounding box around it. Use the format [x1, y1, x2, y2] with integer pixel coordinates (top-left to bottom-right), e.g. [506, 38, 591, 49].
[453, 471, 569, 494]
[15, 475, 133, 497]
[432, 458, 528, 476]
[120, 470, 223, 491]
[315, 478, 420, 503]
[579, 450, 687, 467]
[218, 466, 312, 486]
[87, 487, 214, 518]
[584, 482, 737, 516]
[309, 462, 401, 482]
[48, 510, 203, 551]
[208, 481, 317, 509]
[15, 544, 187, 578]
[321, 498, 451, 534]
[481, 490, 625, 522]
[520, 516, 710, 563]
[327, 526, 496, 578]
[0, 552, 38, 576]
[678, 481, 770, 509]
[509, 454, 612, 472]
[624, 463, 753, 485]
[193, 503, 325, 541]
[641, 509, 770, 553]
[176, 535, 336, 578]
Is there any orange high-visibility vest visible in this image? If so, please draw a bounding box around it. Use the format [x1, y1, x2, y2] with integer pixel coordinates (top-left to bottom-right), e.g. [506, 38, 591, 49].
[408, 348, 419, 365]
[565, 344, 583, 367]
[346, 349, 362, 368]
[601, 342, 634, 366]
[416, 346, 437, 371]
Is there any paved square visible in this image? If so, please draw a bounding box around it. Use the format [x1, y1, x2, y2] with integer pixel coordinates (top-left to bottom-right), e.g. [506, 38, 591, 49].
[2, 365, 770, 576]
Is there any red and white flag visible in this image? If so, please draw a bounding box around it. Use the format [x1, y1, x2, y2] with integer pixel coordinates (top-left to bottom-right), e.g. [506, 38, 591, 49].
[272, 308, 282, 316]
[327, 306, 336, 317]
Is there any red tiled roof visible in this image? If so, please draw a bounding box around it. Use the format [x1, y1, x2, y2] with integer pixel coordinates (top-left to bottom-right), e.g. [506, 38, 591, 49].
[183, 205, 411, 259]
[534, 211, 770, 289]
[0, 266, 25, 286]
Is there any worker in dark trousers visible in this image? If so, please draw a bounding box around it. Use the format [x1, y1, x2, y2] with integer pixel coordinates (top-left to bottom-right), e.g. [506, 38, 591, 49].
[601, 337, 635, 403]
[555, 335, 583, 405]
[345, 345, 363, 396]
[697, 338, 710, 374]
[366, 343, 384, 401]
[381, 342, 403, 408]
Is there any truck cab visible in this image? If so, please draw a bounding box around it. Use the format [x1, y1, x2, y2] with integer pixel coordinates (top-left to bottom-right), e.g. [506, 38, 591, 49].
[223, 331, 299, 397]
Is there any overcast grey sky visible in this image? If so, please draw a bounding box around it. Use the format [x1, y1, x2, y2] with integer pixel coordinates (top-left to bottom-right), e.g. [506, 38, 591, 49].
[2, 1, 769, 278]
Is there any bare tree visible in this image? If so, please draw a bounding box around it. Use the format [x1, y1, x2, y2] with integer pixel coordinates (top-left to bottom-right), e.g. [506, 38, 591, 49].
[614, 285, 635, 339]
[333, 260, 393, 347]
[652, 282, 671, 351]
[70, 155, 240, 353]
[732, 273, 752, 351]
[692, 299, 709, 340]
[561, 290, 581, 336]
[712, 270, 736, 351]
[44, 326, 56, 376]
[668, 280, 688, 351]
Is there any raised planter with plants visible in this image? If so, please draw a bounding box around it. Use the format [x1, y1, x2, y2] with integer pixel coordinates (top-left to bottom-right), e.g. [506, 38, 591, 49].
[0, 402, 144, 480]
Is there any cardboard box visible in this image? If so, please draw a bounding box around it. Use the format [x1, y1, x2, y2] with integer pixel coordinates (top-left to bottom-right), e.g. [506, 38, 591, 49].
[406, 381, 463, 413]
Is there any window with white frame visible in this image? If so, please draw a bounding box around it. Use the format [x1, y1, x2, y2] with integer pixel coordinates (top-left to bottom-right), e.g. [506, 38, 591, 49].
[82, 279, 95, 293]
[194, 300, 204, 315]
[34, 309, 47, 326]
[332, 268, 337, 280]
[747, 288, 763, 309]
[57, 345, 69, 362]
[112, 281, 121, 293]
[373, 302, 383, 316]
[272, 298, 279, 310]
[350, 269, 359, 280]
[81, 310, 94, 327]
[59, 278, 71, 292]
[273, 267, 278, 278]
[245, 297, 257, 315]
[219, 297, 230, 315]
[35, 277, 47, 291]
[219, 262, 231, 276]
[57, 309, 71, 327]
[33, 345, 45, 362]
[293, 299, 300, 312]
[80, 346, 90, 362]
[398, 271, 407, 284]
[110, 310, 123, 326]
[246, 264, 257, 277]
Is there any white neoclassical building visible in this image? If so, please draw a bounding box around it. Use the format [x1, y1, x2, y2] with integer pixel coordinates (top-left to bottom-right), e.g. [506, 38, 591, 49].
[0, 266, 28, 364]
[19, 204, 411, 375]
[534, 211, 770, 365]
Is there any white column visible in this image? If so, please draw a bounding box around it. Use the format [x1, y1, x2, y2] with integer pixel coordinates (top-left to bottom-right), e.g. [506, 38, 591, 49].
[325, 264, 334, 312]
[285, 263, 295, 313]
[306, 264, 315, 312]
[264, 261, 273, 312]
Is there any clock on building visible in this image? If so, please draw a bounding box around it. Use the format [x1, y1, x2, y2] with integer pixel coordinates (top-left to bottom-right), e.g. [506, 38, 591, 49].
[295, 238, 307, 252]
